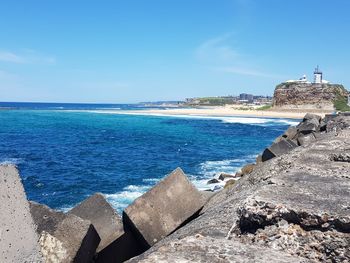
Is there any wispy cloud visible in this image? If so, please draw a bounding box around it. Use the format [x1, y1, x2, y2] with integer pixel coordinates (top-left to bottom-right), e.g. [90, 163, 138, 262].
[196, 33, 283, 79]
[196, 33, 239, 62]
[0, 49, 56, 64]
[215, 66, 283, 78]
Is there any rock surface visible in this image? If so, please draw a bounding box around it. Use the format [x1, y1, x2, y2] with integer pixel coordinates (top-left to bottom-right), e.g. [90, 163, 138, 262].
[68, 193, 124, 252]
[272, 82, 348, 110]
[0, 165, 43, 263]
[128, 115, 350, 262]
[128, 235, 306, 263]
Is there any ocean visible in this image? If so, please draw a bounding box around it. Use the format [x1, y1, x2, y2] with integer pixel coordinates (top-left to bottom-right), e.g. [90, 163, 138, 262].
[0, 102, 299, 213]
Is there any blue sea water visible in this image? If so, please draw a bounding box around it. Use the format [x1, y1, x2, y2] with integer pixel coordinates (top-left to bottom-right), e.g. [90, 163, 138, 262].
[0, 102, 299, 213]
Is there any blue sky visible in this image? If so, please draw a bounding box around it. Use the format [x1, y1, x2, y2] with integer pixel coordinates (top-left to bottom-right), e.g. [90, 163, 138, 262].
[0, 0, 349, 103]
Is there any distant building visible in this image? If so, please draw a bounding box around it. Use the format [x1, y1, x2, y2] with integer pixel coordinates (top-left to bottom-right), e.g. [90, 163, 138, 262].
[239, 93, 254, 103]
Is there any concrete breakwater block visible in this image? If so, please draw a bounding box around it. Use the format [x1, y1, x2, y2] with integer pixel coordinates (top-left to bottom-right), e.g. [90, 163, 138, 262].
[39, 214, 100, 263]
[30, 200, 100, 262]
[123, 167, 206, 248]
[68, 193, 124, 252]
[0, 165, 43, 262]
[30, 201, 66, 235]
[262, 139, 298, 162]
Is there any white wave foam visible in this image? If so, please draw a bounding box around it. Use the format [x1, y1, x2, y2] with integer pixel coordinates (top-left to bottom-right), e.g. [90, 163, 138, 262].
[60, 205, 74, 213]
[104, 184, 152, 212]
[76, 110, 299, 126]
[198, 158, 248, 178]
[0, 158, 24, 165]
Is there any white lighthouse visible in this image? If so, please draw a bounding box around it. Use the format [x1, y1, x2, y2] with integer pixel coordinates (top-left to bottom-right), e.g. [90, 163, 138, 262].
[314, 65, 323, 84]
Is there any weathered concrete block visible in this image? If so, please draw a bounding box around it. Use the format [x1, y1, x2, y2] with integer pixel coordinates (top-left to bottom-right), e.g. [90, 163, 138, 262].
[68, 193, 124, 252]
[123, 168, 206, 248]
[297, 119, 319, 134]
[297, 133, 316, 146]
[282, 126, 298, 140]
[30, 201, 66, 235]
[40, 214, 100, 263]
[0, 165, 43, 262]
[303, 113, 322, 122]
[262, 139, 298, 162]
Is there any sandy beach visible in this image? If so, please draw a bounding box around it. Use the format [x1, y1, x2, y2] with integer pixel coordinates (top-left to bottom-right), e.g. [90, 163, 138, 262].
[115, 106, 333, 119]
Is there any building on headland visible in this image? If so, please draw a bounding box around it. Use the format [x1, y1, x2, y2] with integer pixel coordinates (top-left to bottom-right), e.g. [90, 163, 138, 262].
[285, 66, 329, 85]
[273, 66, 348, 110]
[313, 65, 323, 84]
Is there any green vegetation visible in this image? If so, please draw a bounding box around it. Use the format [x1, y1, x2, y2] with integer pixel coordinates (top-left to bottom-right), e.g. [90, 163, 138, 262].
[257, 104, 272, 110]
[333, 94, 350, 112]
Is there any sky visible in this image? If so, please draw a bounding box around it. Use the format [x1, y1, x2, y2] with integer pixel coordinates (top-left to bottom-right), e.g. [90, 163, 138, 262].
[0, 0, 350, 103]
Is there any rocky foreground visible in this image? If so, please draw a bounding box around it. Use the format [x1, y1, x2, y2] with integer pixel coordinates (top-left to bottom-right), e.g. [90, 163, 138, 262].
[1, 113, 349, 262]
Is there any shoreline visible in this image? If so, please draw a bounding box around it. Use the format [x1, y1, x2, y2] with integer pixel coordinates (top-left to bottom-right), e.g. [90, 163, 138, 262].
[98, 106, 333, 119]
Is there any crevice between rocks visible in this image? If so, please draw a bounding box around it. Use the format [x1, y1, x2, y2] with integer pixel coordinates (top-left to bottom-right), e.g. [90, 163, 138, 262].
[236, 203, 350, 235]
[330, 153, 350, 163]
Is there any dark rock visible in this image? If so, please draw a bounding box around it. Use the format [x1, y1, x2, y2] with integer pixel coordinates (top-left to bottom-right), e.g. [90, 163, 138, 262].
[297, 133, 316, 146]
[0, 165, 43, 263]
[39, 214, 100, 263]
[29, 201, 66, 235]
[218, 172, 236, 181]
[207, 178, 220, 184]
[123, 168, 206, 248]
[68, 193, 124, 252]
[262, 139, 298, 162]
[319, 120, 327, 132]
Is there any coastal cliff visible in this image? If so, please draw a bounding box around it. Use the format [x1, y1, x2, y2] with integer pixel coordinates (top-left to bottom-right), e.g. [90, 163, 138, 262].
[272, 82, 348, 110]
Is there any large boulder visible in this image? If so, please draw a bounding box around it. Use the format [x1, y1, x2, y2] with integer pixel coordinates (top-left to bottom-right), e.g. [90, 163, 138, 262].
[0, 165, 43, 262]
[39, 214, 100, 263]
[68, 193, 124, 252]
[123, 168, 206, 248]
[262, 139, 298, 162]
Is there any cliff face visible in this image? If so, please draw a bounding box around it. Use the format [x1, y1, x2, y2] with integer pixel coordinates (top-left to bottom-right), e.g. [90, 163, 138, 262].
[272, 82, 348, 110]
